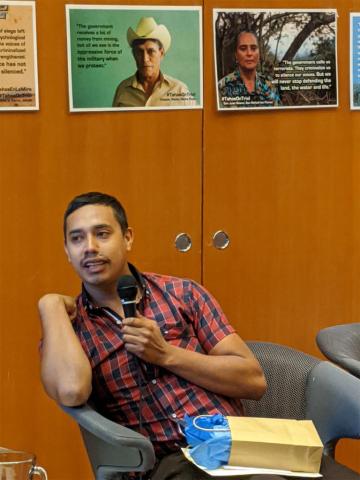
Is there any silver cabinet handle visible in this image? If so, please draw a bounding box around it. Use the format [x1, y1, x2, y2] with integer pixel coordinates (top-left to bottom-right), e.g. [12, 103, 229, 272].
[212, 230, 230, 250]
[175, 233, 192, 252]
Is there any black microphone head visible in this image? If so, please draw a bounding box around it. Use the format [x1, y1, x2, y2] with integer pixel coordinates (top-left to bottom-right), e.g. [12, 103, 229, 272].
[117, 275, 138, 302]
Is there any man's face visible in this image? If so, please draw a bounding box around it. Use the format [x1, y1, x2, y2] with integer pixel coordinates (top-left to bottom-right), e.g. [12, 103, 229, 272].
[235, 32, 259, 72]
[64, 204, 133, 289]
[133, 40, 164, 78]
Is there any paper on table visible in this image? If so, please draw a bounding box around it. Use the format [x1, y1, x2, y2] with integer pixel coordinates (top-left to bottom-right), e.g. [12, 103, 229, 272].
[181, 448, 323, 478]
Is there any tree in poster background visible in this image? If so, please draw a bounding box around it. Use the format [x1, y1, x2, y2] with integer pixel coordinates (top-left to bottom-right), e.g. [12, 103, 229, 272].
[215, 11, 337, 107]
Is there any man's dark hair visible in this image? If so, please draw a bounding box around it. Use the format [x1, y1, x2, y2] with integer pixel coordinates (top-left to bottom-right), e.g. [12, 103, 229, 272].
[63, 192, 128, 237]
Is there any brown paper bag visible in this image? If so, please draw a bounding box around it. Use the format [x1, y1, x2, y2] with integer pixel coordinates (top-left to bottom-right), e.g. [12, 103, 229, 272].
[227, 417, 323, 473]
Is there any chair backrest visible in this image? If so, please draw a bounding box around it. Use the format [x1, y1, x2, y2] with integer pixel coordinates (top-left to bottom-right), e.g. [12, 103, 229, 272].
[306, 361, 360, 457]
[243, 341, 320, 420]
[316, 323, 360, 378]
[244, 341, 360, 458]
[61, 404, 155, 480]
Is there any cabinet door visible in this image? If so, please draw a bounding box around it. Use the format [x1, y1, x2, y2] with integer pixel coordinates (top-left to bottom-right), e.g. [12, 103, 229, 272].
[0, 4, 202, 479]
[203, 0, 360, 471]
[0, 105, 203, 480]
[203, 0, 359, 354]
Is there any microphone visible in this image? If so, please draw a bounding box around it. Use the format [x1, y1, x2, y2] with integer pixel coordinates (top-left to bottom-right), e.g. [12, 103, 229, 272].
[117, 274, 150, 383]
[117, 275, 138, 318]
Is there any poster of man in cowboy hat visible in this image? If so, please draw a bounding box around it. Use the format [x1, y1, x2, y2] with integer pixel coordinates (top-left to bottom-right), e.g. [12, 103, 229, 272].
[66, 6, 202, 112]
[112, 16, 196, 108]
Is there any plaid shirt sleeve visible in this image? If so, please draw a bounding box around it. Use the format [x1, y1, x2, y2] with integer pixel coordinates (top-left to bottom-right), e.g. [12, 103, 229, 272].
[187, 281, 236, 352]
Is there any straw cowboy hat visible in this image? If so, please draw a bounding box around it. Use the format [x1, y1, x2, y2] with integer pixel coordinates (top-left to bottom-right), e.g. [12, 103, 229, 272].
[127, 17, 171, 53]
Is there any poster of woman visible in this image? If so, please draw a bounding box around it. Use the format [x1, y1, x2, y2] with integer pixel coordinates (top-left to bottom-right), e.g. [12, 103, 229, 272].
[214, 9, 338, 111]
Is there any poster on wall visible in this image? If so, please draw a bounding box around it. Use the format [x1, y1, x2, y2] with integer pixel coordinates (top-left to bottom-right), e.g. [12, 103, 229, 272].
[214, 9, 338, 111]
[0, 1, 39, 110]
[350, 13, 360, 109]
[66, 5, 203, 112]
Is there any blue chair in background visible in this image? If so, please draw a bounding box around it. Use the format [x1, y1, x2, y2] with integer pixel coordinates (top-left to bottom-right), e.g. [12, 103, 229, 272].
[316, 323, 360, 379]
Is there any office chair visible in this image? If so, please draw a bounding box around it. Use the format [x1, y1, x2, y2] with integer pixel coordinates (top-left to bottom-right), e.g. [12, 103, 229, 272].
[316, 323, 360, 378]
[62, 341, 360, 479]
[61, 403, 155, 480]
[243, 341, 360, 476]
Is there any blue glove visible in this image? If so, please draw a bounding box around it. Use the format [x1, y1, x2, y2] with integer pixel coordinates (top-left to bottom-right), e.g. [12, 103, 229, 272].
[184, 414, 231, 469]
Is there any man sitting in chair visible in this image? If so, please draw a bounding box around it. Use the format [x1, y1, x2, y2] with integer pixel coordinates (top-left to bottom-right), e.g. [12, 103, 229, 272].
[38, 192, 266, 479]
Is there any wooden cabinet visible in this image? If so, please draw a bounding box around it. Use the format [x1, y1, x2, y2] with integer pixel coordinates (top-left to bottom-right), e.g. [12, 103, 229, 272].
[202, 0, 360, 471]
[202, 0, 360, 358]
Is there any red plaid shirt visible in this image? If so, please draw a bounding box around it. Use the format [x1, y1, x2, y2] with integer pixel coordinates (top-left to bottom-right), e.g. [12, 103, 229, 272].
[73, 264, 244, 458]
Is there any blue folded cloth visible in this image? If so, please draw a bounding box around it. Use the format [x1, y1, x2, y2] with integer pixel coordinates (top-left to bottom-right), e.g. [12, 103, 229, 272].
[183, 414, 231, 469]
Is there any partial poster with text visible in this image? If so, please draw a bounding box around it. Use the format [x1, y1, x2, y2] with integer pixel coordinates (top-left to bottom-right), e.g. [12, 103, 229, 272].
[214, 9, 338, 111]
[66, 5, 203, 112]
[0, 1, 38, 110]
[350, 13, 360, 109]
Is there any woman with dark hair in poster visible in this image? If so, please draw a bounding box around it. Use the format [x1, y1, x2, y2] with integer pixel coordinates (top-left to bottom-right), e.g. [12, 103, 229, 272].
[215, 10, 337, 111]
[218, 30, 280, 108]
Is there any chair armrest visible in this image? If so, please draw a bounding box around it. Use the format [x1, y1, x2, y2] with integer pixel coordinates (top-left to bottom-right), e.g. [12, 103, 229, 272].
[306, 362, 360, 457]
[61, 404, 156, 473]
[316, 323, 360, 378]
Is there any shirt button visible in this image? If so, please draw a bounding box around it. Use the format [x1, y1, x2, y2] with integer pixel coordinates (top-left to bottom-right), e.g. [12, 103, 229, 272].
[151, 379, 157, 384]
[171, 413, 177, 418]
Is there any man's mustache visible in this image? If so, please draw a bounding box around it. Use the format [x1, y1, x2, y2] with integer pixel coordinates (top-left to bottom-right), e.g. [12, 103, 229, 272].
[81, 254, 109, 267]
